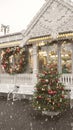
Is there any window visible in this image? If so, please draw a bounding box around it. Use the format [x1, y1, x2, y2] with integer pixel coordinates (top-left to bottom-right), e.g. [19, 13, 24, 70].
[61, 42, 72, 73]
[38, 42, 58, 72]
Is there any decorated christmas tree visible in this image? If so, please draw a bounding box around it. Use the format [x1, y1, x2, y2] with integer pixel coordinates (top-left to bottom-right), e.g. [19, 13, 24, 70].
[33, 63, 69, 112]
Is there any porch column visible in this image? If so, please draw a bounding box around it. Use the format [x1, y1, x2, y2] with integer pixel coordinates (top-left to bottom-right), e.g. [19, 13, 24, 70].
[57, 43, 62, 73]
[33, 44, 38, 83]
[0, 49, 2, 73]
[72, 44, 73, 73]
[46, 46, 49, 64]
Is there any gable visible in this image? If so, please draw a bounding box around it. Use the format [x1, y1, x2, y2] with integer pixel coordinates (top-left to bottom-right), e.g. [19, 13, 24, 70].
[22, 0, 73, 43]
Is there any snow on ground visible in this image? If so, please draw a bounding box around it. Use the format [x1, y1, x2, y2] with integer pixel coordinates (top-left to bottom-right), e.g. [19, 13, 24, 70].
[0, 98, 72, 130]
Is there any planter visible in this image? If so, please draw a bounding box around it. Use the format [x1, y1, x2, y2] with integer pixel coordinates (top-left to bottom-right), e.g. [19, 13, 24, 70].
[42, 111, 60, 118]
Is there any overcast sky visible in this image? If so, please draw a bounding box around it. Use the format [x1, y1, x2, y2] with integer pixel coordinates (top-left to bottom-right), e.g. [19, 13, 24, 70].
[0, 0, 45, 35]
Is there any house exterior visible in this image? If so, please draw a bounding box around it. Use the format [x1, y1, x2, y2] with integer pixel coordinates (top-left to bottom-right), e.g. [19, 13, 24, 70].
[0, 0, 73, 98]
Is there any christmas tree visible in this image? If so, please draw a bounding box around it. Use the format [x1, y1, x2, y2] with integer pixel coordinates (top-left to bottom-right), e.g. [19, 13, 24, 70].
[33, 63, 69, 112]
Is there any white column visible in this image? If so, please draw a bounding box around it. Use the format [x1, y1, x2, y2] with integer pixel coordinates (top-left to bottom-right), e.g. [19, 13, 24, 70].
[57, 43, 62, 73]
[71, 43, 73, 73]
[0, 49, 2, 83]
[33, 44, 38, 83]
[46, 46, 49, 64]
[0, 49, 2, 73]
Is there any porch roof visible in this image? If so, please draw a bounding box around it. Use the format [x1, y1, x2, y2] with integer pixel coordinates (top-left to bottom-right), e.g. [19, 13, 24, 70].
[28, 32, 73, 44]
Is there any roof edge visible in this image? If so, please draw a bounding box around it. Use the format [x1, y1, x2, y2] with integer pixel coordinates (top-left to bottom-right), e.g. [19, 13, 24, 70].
[22, 0, 73, 43]
[21, 0, 52, 36]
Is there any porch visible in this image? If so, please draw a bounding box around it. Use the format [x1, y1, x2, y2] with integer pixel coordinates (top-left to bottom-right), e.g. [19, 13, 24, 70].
[0, 33, 73, 99]
[0, 73, 72, 98]
[0, 73, 36, 95]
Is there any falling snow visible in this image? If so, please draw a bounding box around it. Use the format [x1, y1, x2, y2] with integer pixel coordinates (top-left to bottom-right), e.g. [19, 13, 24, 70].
[0, 99, 72, 130]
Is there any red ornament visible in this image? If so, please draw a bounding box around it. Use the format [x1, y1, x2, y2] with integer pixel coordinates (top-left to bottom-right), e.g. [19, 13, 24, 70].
[3, 64, 6, 68]
[37, 88, 40, 90]
[6, 48, 10, 53]
[43, 71, 47, 75]
[20, 60, 23, 64]
[56, 79, 59, 82]
[61, 95, 64, 98]
[37, 96, 42, 99]
[53, 91, 57, 94]
[61, 87, 64, 90]
[48, 90, 53, 95]
[48, 90, 57, 95]
[57, 103, 60, 107]
[41, 79, 46, 83]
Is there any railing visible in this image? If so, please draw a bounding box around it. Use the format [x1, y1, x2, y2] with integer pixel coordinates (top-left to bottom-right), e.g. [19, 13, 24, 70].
[0, 73, 37, 94]
[0, 73, 73, 95]
[60, 74, 73, 89]
[60, 74, 73, 99]
[0, 73, 36, 85]
[0, 73, 73, 87]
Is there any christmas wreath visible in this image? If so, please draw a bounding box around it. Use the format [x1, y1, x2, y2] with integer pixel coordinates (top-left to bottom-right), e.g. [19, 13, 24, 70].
[1, 46, 28, 74]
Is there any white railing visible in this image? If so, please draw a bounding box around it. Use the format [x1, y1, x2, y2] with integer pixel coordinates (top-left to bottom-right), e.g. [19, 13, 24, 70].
[0, 73, 73, 95]
[0, 73, 36, 85]
[0, 73, 37, 95]
[0, 73, 73, 87]
[60, 74, 73, 89]
[60, 74, 73, 99]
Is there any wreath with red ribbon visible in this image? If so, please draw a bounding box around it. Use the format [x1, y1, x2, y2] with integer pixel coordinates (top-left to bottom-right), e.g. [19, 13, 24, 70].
[1, 46, 28, 74]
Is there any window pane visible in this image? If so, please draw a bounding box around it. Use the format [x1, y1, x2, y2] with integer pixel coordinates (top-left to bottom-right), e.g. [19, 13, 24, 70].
[61, 42, 72, 73]
[48, 44, 58, 65]
[38, 42, 58, 72]
[38, 44, 47, 72]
